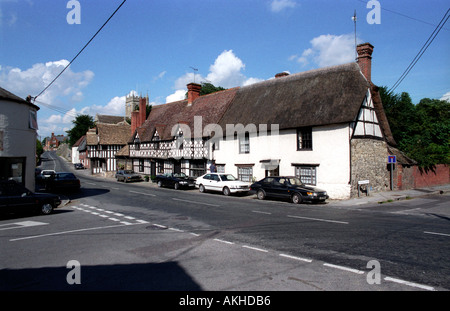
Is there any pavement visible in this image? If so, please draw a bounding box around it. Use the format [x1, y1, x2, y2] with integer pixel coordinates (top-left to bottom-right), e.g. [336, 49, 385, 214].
[328, 183, 450, 207]
[68, 165, 450, 209]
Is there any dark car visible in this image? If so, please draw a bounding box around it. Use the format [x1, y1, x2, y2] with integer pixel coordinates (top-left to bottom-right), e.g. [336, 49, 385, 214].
[115, 170, 142, 183]
[0, 180, 61, 215]
[156, 172, 196, 190]
[45, 172, 81, 192]
[74, 163, 85, 170]
[250, 176, 329, 204]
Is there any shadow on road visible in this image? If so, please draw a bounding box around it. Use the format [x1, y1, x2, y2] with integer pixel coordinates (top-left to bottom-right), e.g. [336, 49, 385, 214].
[0, 261, 203, 291]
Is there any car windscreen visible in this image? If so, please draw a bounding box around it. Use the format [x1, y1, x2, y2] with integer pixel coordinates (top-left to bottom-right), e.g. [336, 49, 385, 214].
[287, 178, 304, 186]
[56, 173, 76, 180]
[173, 173, 187, 178]
[220, 174, 237, 181]
[124, 170, 134, 174]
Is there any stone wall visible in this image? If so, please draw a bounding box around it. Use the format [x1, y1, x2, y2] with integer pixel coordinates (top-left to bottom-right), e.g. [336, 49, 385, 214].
[350, 138, 390, 197]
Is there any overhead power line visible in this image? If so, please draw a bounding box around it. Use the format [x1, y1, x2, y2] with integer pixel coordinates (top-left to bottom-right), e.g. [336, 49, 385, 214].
[34, 0, 127, 102]
[389, 8, 449, 93]
[356, 0, 449, 31]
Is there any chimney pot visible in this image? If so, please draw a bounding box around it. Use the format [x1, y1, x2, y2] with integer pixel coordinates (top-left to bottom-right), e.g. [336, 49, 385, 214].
[357, 42, 374, 82]
[275, 72, 290, 78]
[187, 83, 201, 105]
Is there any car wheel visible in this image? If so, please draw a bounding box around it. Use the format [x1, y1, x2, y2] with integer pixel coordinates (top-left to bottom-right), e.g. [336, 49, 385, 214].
[40, 203, 54, 215]
[157, 181, 163, 187]
[223, 187, 231, 196]
[257, 189, 266, 200]
[174, 182, 180, 190]
[292, 193, 303, 204]
[199, 184, 205, 193]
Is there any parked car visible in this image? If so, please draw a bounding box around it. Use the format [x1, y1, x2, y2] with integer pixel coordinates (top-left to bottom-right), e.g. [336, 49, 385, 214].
[40, 169, 56, 178]
[156, 172, 196, 190]
[74, 163, 85, 169]
[0, 180, 61, 215]
[45, 172, 81, 192]
[250, 176, 328, 204]
[195, 173, 250, 196]
[115, 170, 142, 183]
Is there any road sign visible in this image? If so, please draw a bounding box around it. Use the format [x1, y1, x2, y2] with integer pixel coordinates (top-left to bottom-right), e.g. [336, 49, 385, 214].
[388, 155, 396, 163]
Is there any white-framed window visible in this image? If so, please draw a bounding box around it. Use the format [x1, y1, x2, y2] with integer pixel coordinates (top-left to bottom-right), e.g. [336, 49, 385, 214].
[237, 165, 253, 182]
[239, 133, 250, 154]
[216, 164, 225, 173]
[297, 127, 312, 150]
[294, 165, 317, 185]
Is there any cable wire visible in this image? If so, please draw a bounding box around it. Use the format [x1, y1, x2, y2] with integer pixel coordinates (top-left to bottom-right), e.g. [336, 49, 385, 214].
[33, 0, 127, 102]
[389, 8, 449, 93]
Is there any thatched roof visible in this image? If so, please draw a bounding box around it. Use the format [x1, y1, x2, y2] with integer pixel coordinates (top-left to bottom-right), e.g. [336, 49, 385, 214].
[218, 62, 369, 131]
[133, 62, 395, 145]
[87, 122, 131, 145]
[95, 114, 126, 124]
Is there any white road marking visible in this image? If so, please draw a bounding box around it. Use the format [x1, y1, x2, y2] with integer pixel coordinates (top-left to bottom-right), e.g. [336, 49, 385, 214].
[169, 227, 184, 232]
[0, 221, 48, 231]
[252, 210, 272, 215]
[287, 215, 349, 225]
[279, 253, 313, 263]
[213, 238, 235, 245]
[172, 198, 220, 207]
[424, 231, 450, 237]
[323, 263, 364, 274]
[9, 223, 146, 241]
[384, 276, 435, 291]
[153, 224, 168, 229]
[242, 245, 269, 253]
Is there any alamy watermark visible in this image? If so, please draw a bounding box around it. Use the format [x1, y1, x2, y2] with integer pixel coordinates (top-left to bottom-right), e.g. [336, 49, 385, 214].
[366, 0, 381, 24]
[66, 0, 81, 25]
[66, 259, 81, 285]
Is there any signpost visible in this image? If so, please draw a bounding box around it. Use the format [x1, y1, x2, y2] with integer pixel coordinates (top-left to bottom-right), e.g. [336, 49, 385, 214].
[388, 155, 396, 190]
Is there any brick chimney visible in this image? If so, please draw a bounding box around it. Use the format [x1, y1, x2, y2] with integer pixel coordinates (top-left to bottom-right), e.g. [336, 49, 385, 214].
[131, 96, 147, 134]
[187, 83, 201, 105]
[275, 72, 290, 78]
[357, 43, 374, 82]
[139, 97, 147, 126]
[131, 110, 139, 135]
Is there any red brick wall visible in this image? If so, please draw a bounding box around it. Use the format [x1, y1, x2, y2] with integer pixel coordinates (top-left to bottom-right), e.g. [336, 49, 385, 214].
[413, 164, 449, 188]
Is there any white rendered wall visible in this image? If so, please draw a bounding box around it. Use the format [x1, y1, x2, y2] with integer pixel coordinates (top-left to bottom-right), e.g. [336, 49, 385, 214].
[214, 123, 352, 199]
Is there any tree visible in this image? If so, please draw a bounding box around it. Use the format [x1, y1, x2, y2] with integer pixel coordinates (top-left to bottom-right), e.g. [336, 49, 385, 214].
[185, 82, 226, 99]
[380, 87, 450, 169]
[36, 139, 44, 164]
[200, 82, 226, 96]
[66, 114, 95, 147]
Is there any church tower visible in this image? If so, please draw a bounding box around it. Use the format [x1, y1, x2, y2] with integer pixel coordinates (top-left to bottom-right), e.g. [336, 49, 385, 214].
[125, 93, 140, 119]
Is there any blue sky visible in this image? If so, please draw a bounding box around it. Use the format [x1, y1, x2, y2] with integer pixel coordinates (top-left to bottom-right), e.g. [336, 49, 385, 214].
[1, 0, 449, 139]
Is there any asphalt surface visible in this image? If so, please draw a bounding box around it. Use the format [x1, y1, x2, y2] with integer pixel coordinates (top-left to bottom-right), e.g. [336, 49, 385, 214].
[1, 151, 449, 293]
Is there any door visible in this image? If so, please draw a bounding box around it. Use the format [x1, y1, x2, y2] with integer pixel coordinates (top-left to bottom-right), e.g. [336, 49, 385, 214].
[150, 161, 156, 177]
[174, 161, 181, 174]
[272, 177, 289, 198]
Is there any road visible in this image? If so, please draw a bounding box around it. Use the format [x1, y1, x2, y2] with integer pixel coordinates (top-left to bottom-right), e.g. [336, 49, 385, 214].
[1, 151, 449, 293]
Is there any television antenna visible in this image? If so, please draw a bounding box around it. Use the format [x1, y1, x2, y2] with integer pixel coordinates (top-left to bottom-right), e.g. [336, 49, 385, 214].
[189, 66, 198, 83]
[352, 10, 357, 61]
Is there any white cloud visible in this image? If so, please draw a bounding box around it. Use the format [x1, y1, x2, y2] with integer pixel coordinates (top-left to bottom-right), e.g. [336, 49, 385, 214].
[441, 91, 450, 102]
[291, 34, 359, 68]
[0, 59, 94, 104]
[166, 89, 187, 103]
[167, 50, 263, 103]
[271, 0, 297, 12]
[206, 50, 246, 88]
